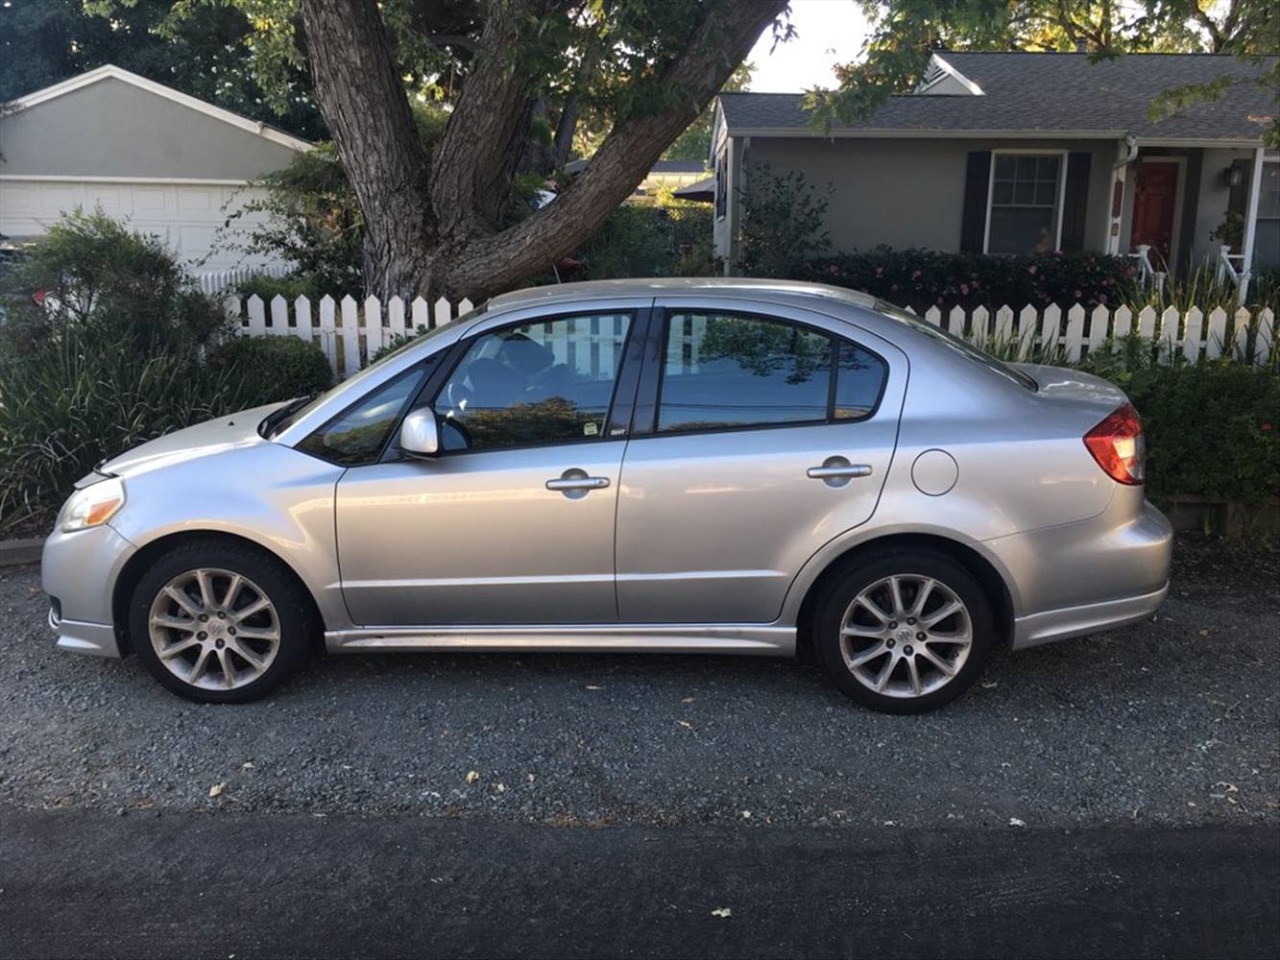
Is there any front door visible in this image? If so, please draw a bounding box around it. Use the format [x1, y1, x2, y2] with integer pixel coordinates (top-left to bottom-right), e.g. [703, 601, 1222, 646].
[1130, 160, 1179, 267]
[335, 311, 637, 626]
[615, 305, 904, 624]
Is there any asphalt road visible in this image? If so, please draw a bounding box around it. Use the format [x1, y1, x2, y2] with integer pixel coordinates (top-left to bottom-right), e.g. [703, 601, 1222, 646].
[1, 535, 1278, 957]
[2, 811, 1277, 960]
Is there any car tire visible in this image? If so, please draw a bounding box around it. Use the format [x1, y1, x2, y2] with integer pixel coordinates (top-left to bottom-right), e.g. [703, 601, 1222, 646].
[128, 539, 315, 704]
[814, 549, 994, 714]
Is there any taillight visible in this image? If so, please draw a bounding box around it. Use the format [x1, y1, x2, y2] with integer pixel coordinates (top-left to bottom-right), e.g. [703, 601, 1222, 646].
[1084, 403, 1145, 485]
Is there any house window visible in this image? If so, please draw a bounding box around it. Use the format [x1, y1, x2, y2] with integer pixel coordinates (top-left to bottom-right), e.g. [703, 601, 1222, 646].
[1255, 161, 1280, 269]
[986, 153, 1065, 255]
[715, 151, 728, 219]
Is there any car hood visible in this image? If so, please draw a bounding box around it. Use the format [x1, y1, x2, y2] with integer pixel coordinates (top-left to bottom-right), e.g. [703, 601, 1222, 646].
[98, 401, 288, 479]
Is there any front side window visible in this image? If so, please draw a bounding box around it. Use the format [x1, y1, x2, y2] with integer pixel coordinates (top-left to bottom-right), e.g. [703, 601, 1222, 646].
[657, 312, 887, 433]
[433, 313, 633, 452]
[987, 153, 1063, 255]
[296, 367, 429, 465]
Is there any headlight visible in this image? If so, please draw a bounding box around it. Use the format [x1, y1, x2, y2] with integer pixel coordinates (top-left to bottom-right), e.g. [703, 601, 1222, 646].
[60, 477, 126, 533]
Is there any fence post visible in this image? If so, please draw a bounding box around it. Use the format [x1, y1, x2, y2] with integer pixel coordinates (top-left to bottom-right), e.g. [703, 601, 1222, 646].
[292, 295, 313, 347]
[1159, 306, 1180, 357]
[433, 297, 452, 329]
[1041, 304, 1062, 353]
[269, 295, 290, 336]
[1113, 305, 1133, 339]
[1233, 307, 1252, 362]
[1205, 307, 1228, 359]
[364, 295, 383, 359]
[246, 296, 267, 338]
[947, 306, 965, 336]
[412, 297, 430, 332]
[1256, 308, 1275, 366]
[387, 296, 407, 344]
[1137, 306, 1157, 340]
[318, 296, 338, 378]
[1182, 307, 1204, 363]
[340, 296, 360, 379]
[1064, 305, 1085, 361]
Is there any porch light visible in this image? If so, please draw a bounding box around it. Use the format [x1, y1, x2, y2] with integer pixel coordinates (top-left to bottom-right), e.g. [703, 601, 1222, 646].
[1224, 166, 1244, 188]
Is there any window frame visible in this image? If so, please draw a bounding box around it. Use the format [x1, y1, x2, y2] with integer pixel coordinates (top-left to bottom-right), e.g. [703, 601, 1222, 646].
[638, 308, 889, 439]
[417, 308, 645, 458]
[983, 149, 1069, 255]
[1255, 157, 1280, 270]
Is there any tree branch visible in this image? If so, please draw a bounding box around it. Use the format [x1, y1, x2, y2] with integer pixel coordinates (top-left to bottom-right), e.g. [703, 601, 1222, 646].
[444, 0, 788, 298]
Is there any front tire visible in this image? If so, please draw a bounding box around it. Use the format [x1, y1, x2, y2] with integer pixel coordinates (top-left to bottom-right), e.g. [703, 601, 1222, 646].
[814, 549, 994, 714]
[128, 539, 314, 704]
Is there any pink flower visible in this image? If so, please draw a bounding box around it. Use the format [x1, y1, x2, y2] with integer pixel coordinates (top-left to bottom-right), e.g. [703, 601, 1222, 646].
[1028, 265, 1037, 275]
[912, 269, 922, 279]
[1263, 423, 1274, 433]
[828, 264, 840, 275]
[875, 267, 884, 277]
[960, 283, 970, 295]
[1098, 293, 1107, 305]
[1074, 290, 1083, 298]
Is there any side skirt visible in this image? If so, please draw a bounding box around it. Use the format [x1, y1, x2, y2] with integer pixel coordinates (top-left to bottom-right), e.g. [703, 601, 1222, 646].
[324, 624, 795, 657]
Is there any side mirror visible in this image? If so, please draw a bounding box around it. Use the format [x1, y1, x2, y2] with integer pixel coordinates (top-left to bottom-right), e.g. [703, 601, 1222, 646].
[399, 409, 439, 458]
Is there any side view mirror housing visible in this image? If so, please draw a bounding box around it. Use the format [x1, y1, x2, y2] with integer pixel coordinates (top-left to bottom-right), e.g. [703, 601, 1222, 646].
[399, 409, 439, 458]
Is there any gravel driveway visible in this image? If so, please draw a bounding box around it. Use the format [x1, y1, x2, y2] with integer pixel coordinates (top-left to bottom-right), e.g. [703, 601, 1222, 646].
[1, 536, 1276, 829]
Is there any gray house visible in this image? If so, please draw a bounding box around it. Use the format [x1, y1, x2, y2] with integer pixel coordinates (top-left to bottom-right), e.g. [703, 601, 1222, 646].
[0, 64, 311, 278]
[712, 52, 1278, 284]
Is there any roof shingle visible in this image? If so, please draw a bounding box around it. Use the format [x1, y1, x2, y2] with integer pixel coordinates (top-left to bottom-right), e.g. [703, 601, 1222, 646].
[719, 52, 1277, 141]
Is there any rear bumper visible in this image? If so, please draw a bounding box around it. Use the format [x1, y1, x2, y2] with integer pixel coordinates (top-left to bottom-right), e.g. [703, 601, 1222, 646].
[988, 496, 1173, 650]
[1012, 581, 1168, 650]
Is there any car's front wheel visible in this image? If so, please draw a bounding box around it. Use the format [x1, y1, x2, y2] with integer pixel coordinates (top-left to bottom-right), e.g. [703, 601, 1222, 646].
[129, 539, 314, 703]
[814, 549, 994, 714]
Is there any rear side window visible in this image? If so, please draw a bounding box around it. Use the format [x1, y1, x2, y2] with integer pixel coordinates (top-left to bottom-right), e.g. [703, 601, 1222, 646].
[657, 312, 887, 433]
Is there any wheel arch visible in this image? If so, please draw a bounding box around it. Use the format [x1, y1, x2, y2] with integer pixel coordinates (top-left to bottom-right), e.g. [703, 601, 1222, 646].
[794, 533, 1015, 658]
[111, 530, 327, 657]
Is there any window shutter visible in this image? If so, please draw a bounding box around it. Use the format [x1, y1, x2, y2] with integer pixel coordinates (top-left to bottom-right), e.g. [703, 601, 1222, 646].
[960, 151, 991, 253]
[1060, 151, 1092, 252]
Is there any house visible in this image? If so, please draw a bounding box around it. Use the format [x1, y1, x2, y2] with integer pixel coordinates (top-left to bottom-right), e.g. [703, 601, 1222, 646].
[711, 52, 1279, 285]
[0, 65, 311, 282]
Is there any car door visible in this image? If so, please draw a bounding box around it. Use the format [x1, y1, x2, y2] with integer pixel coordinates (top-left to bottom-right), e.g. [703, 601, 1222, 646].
[333, 307, 645, 626]
[615, 300, 906, 624]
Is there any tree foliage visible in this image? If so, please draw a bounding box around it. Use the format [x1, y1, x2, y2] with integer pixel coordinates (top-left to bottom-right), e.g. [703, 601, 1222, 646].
[818, 0, 1279, 145]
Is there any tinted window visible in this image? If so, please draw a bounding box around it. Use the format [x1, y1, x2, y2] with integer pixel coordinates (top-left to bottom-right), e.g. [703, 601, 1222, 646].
[297, 367, 428, 465]
[835, 341, 888, 419]
[658, 313, 829, 432]
[433, 314, 632, 452]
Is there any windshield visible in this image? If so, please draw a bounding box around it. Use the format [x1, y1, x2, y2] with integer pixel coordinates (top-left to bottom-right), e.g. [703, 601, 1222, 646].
[874, 300, 1037, 391]
[260, 303, 487, 439]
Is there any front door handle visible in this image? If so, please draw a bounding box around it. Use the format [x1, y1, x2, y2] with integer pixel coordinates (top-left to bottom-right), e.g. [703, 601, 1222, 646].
[546, 476, 611, 491]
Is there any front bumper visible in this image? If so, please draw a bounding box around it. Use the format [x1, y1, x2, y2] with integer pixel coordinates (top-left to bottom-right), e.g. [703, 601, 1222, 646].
[42, 522, 136, 659]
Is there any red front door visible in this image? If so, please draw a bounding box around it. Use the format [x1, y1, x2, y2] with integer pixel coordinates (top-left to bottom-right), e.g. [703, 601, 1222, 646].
[1131, 161, 1179, 267]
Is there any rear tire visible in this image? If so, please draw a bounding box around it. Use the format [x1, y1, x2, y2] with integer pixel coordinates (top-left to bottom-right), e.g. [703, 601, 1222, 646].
[128, 539, 314, 704]
[814, 549, 993, 714]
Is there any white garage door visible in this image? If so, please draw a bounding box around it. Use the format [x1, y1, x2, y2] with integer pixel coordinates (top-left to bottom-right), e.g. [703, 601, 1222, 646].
[0, 177, 288, 276]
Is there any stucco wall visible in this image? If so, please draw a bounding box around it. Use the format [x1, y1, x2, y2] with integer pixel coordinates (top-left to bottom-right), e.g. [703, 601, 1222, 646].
[737, 136, 1117, 259]
[0, 77, 301, 180]
[1189, 148, 1255, 269]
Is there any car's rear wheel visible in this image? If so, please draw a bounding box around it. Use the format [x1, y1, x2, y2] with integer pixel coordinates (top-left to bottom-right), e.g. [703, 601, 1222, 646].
[129, 540, 314, 703]
[814, 549, 994, 714]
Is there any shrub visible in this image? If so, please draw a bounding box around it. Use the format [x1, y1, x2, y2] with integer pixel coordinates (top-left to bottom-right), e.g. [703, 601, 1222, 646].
[207, 335, 334, 407]
[795, 247, 1137, 313]
[0, 328, 254, 527]
[737, 163, 832, 279]
[573, 200, 715, 280]
[1081, 342, 1280, 504]
[0, 213, 335, 530]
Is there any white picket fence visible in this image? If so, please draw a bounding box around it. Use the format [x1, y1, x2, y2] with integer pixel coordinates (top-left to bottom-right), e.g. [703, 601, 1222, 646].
[196, 263, 291, 296]
[228, 294, 1277, 380]
[228, 294, 475, 379]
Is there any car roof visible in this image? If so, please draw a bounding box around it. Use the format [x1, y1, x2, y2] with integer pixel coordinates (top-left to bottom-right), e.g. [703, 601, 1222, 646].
[487, 277, 881, 312]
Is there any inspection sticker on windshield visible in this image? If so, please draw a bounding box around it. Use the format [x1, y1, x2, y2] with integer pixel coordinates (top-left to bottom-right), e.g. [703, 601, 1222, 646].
[584, 422, 599, 436]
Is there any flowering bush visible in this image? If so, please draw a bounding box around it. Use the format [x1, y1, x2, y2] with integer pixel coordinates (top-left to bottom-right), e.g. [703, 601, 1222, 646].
[795, 247, 1137, 313]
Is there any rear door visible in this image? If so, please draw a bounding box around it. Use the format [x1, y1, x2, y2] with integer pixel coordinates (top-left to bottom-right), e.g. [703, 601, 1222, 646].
[614, 300, 907, 624]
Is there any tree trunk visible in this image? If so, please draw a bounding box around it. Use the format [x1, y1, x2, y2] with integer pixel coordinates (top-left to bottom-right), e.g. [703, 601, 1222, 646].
[300, 0, 788, 302]
[299, 0, 434, 300]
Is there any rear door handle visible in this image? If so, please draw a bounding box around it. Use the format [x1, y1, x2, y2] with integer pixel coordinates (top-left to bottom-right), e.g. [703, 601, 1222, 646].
[546, 476, 611, 491]
[807, 464, 873, 480]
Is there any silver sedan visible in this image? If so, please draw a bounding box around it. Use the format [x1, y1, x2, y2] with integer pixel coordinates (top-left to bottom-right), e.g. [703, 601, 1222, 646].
[42, 279, 1172, 713]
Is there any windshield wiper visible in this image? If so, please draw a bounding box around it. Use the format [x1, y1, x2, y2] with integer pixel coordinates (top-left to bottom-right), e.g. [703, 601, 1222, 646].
[259, 395, 315, 439]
